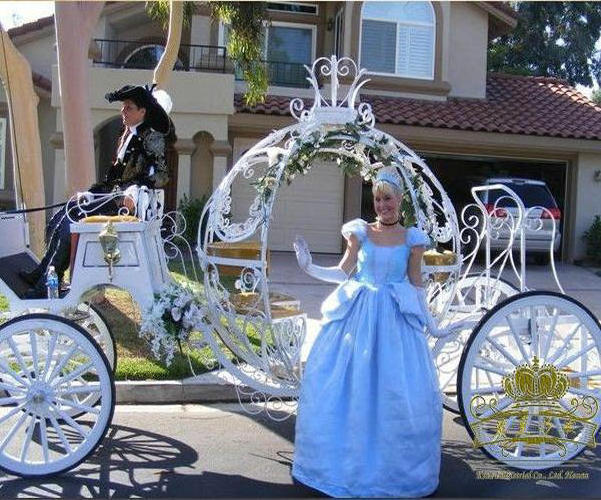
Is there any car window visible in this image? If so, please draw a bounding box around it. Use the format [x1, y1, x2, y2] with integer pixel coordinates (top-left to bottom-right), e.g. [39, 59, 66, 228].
[487, 183, 557, 208]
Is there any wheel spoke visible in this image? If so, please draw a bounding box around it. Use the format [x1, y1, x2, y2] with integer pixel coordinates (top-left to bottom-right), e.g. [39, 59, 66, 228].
[0, 411, 28, 452]
[0, 356, 28, 387]
[547, 323, 581, 365]
[7, 337, 34, 383]
[52, 407, 90, 438]
[506, 315, 530, 362]
[55, 396, 101, 415]
[51, 361, 94, 389]
[19, 414, 36, 462]
[471, 385, 503, 395]
[540, 308, 560, 362]
[473, 360, 508, 377]
[58, 384, 101, 396]
[29, 331, 40, 379]
[0, 402, 28, 425]
[0, 382, 26, 393]
[558, 343, 597, 368]
[39, 417, 49, 464]
[42, 332, 59, 380]
[48, 413, 72, 455]
[0, 395, 26, 405]
[45, 344, 78, 384]
[487, 336, 521, 367]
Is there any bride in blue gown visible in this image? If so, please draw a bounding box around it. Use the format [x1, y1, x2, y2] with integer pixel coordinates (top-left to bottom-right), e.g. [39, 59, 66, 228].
[291, 167, 452, 498]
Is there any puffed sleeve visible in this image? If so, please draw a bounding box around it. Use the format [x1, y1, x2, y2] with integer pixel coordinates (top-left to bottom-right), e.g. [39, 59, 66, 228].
[341, 218, 368, 243]
[407, 226, 430, 248]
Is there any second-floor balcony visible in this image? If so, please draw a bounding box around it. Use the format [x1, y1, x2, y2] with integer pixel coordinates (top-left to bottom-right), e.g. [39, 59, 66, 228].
[92, 39, 228, 73]
[92, 39, 310, 88]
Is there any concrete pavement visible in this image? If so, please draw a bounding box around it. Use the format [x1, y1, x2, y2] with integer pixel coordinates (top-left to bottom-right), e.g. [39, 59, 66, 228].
[1, 403, 600, 498]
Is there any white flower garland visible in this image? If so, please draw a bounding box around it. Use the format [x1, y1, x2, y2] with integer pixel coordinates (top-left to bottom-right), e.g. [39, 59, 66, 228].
[140, 281, 207, 366]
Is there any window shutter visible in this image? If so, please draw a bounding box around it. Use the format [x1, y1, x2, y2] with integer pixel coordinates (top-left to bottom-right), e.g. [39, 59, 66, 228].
[397, 24, 434, 78]
[360, 20, 396, 74]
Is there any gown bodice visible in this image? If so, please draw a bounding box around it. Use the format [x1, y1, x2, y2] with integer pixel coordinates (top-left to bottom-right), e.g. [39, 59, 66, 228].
[355, 240, 411, 285]
[344, 218, 429, 286]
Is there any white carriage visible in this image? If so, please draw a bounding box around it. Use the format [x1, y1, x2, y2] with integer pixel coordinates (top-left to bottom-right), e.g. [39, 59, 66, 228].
[0, 56, 600, 477]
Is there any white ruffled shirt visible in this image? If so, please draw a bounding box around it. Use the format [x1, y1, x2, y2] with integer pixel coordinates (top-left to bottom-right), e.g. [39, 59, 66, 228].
[116, 121, 143, 161]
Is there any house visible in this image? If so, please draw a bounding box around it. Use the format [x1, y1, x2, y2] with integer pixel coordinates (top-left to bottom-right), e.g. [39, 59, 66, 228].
[4, 1, 601, 262]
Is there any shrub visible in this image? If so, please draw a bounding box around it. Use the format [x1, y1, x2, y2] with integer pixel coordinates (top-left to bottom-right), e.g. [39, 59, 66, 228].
[178, 194, 208, 245]
[583, 215, 601, 264]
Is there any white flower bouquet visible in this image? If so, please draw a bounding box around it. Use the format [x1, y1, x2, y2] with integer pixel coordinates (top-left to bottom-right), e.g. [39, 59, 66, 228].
[140, 281, 207, 366]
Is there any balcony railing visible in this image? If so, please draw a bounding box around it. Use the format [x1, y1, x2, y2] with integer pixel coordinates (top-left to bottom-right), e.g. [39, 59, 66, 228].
[92, 39, 310, 88]
[235, 60, 310, 88]
[92, 39, 228, 73]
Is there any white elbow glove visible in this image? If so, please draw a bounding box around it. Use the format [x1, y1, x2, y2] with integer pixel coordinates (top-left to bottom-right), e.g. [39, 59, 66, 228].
[293, 235, 347, 284]
[415, 286, 451, 338]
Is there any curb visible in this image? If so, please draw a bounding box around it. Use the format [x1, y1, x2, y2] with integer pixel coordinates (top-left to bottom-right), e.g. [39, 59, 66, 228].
[116, 380, 245, 404]
[115, 369, 250, 404]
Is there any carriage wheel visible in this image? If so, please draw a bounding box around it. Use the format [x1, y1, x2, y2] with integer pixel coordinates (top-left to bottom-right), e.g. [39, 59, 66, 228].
[430, 274, 519, 413]
[69, 303, 116, 371]
[458, 292, 601, 470]
[0, 314, 114, 477]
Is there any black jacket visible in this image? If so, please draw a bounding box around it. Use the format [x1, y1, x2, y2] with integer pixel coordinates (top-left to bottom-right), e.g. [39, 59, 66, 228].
[90, 121, 169, 194]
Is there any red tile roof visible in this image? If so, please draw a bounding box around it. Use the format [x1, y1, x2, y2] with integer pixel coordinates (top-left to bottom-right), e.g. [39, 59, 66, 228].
[7, 15, 54, 38]
[234, 73, 601, 141]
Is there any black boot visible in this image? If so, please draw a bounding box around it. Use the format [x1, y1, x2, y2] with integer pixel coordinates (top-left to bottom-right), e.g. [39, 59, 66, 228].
[24, 276, 47, 299]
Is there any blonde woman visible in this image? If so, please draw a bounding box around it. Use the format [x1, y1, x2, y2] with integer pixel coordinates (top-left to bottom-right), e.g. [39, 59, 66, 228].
[292, 167, 450, 497]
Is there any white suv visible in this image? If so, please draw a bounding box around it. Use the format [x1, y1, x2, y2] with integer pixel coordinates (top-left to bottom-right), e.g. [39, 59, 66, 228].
[475, 178, 561, 259]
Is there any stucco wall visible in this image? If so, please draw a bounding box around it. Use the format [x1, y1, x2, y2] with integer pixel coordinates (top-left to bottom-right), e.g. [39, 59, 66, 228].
[12, 32, 55, 80]
[572, 153, 601, 260]
[448, 2, 488, 98]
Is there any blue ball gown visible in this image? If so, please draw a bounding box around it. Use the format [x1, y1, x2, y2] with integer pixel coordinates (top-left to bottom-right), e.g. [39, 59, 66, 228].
[292, 219, 443, 498]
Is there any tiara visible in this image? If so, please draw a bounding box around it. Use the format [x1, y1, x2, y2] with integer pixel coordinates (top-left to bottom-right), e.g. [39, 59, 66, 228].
[375, 169, 403, 190]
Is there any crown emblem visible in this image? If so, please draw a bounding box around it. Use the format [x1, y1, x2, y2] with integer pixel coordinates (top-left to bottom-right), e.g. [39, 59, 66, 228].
[503, 356, 569, 402]
[469, 356, 599, 460]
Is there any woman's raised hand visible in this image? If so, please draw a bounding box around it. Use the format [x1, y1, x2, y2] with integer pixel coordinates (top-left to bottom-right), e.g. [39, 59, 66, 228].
[293, 235, 312, 270]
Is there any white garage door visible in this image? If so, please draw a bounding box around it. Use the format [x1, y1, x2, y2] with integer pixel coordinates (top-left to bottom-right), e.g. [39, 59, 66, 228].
[231, 138, 344, 253]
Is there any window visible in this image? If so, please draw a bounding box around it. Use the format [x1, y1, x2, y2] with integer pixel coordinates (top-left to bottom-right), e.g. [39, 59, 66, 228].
[224, 22, 315, 87]
[334, 8, 343, 58]
[124, 44, 184, 70]
[267, 2, 318, 15]
[360, 1, 435, 79]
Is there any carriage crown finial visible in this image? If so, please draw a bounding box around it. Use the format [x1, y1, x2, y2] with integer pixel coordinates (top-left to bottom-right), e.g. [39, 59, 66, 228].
[289, 55, 374, 127]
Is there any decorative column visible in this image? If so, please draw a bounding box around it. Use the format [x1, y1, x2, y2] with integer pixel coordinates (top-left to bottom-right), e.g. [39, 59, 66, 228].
[174, 138, 195, 204]
[210, 140, 232, 192]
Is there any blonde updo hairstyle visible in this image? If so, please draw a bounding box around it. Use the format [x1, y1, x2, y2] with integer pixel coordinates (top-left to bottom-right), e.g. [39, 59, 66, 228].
[372, 168, 404, 220]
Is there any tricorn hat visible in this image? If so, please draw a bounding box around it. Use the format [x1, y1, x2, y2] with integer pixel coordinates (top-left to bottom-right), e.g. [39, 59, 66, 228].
[105, 84, 171, 134]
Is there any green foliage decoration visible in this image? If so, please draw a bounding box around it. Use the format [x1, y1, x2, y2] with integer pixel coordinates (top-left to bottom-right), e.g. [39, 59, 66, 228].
[178, 193, 208, 245]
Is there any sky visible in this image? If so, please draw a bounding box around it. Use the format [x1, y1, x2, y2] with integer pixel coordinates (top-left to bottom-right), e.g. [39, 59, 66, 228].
[0, 1, 54, 30]
[0, 1, 596, 97]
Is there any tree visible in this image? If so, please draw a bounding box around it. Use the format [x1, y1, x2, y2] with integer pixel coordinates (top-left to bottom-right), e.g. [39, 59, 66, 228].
[591, 88, 601, 105]
[146, 1, 268, 105]
[488, 2, 601, 87]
